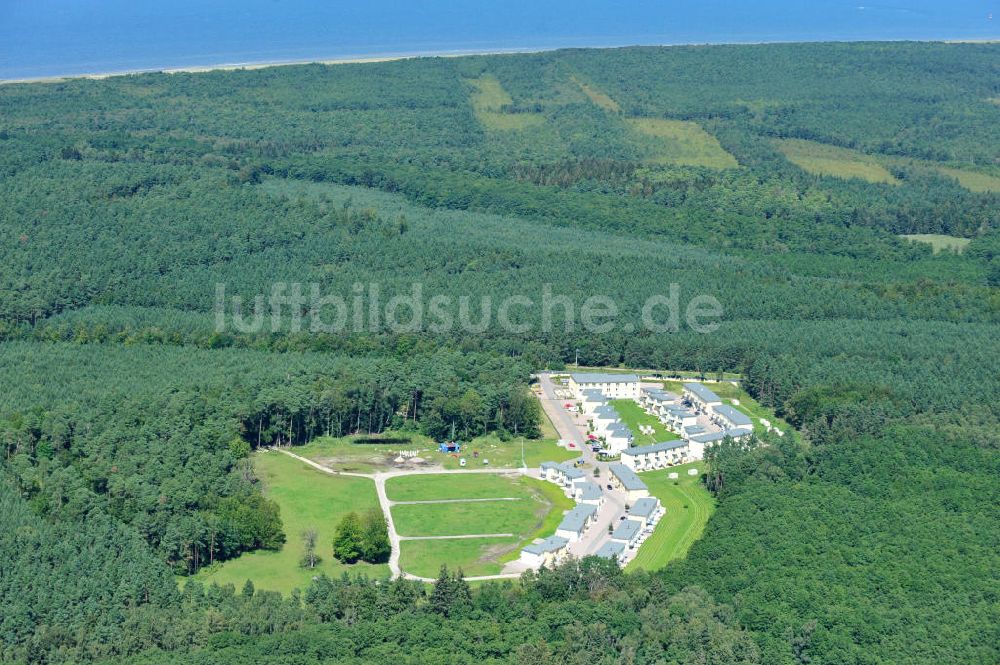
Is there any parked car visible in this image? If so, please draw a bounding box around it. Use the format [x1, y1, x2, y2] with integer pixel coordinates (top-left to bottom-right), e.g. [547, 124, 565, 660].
[607, 484, 613, 490]
[568, 442, 576, 448]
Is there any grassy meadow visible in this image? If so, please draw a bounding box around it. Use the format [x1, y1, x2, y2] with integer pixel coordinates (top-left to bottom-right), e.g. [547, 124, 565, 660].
[627, 462, 715, 571]
[193, 451, 387, 594]
[610, 398, 678, 445]
[467, 74, 545, 130]
[901, 233, 972, 254]
[775, 138, 899, 184]
[627, 117, 739, 168]
[392, 474, 574, 577]
[571, 75, 621, 112]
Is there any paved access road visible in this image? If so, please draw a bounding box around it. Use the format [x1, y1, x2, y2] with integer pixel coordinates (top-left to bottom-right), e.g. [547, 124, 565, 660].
[535, 373, 629, 560]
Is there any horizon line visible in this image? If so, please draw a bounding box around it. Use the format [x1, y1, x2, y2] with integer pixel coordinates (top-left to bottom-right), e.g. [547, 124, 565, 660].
[3, 37, 997, 85]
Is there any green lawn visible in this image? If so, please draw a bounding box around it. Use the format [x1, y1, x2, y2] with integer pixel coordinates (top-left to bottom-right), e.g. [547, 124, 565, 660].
[386, 473, 526, 502]
[193, 451, 387, 594]
[399, 537, 519, 578]
[627, 462, 715, 571]
[393, 495, 542, 537]
[392, 475, 574, 576]
[610, 399, 678, 445]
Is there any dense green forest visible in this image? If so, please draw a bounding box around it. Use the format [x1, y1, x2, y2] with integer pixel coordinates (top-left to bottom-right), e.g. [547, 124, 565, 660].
[1, 42, 998, 664]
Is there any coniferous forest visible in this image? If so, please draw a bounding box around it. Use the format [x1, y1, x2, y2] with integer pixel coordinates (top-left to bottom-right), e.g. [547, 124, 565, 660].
[0, 42, 998, 664]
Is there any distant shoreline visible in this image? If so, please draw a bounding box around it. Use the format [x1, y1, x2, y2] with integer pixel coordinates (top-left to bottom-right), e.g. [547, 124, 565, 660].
[2, 38, 997, 85]
[0, 45, 558, 85]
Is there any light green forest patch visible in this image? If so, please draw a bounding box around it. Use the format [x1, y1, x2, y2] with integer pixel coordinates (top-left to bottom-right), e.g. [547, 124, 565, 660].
[627, 462, 715, 571]
[570, 74, 621, 112]
[468, 74, 545, 130]
[628, 117, 739, 168]
[194, 452, 387, 594]
[775, 138, 900, 184]
[932, 165, 1000, 193]
[900, 234, 972, 254]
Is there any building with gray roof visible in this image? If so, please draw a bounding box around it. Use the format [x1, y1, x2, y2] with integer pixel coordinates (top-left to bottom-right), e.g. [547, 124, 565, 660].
[556, 504, 598, 541]
[595, 540, 626, 561]
[608, 462, 649, 499]
[713, 404, 753, 428]
[683, 382, 722, 410]
[611, 518, 642, 545]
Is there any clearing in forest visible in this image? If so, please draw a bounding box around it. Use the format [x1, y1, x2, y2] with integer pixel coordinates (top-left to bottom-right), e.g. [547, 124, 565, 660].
[467, 74, 544, 130]
[931, 165, 1000, 193]
[570, 74, 621, 112]
[900, 234, 972, 254]
[392, 474, 573, 577]
[628, 117, 739, 169]
[775, 138, 900, 184]
[193, 451, 387, 594]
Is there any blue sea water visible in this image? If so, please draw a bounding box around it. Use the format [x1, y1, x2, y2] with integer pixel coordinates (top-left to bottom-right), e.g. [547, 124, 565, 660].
[0, 0, 997, 80]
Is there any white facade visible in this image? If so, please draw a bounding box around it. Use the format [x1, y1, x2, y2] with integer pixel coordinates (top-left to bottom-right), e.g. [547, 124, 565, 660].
[569, 373, 640, 400]
[621, 441, 689, 471]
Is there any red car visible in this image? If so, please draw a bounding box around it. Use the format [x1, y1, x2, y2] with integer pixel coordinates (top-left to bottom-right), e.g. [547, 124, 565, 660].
[567, 442, 576, 448]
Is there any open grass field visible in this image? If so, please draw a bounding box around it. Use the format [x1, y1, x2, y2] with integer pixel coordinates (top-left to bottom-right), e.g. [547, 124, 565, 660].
[435, 434, 577, 470]
[775, 138, 900, 184]
[297, 432, 435, 473]
[900, 233, 972, 254]
[571, 74, 621, 112]
[932, 166, 1000, 193]
[468, 74, 544, 130]
[661, 380, 789, 436]
[393, 475, 573, 576]
[610, 398, 678, 445]
[386, 472, 525, 501]
[299, 432, 574, 473]
[627, 462, 715, 572]
[393, 493, 541, 536]
[399, 536, 518, 578]
[627, 117, 739, 169]
[193, 451, 387, 594]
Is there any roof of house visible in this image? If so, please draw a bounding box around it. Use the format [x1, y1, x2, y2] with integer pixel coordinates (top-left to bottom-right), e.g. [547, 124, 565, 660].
[593, 405, 619, 418]
[666, 406, 694, 416]
[714, 404, 752, 427]
[611, 519, 642, 542]
[683, 382, 721, 404]
[522, 535, 569, 555]
[560, 465, 585, 480]
[576, 482, 602, 501]
[622, 440, 687, 457]
[609, 463, 648, 492]
[689, 427, 753, 444]
[571, 372, 640, 384]
[540, 461, 561, 470]
[606, 422, 632, 435]
[595, 540, 626, 559]
[683, 425, 707, 435]
[558, 504, 598, 533]
[630, 496, 660, 518]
